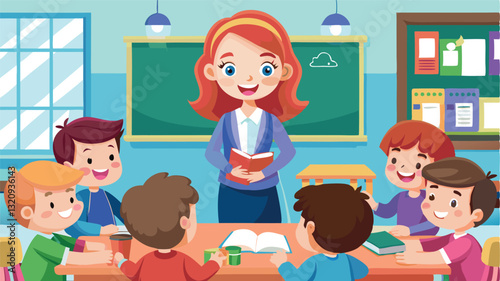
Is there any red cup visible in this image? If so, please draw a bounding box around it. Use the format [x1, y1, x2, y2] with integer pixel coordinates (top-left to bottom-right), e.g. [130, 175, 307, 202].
[110, 234, 132, 259]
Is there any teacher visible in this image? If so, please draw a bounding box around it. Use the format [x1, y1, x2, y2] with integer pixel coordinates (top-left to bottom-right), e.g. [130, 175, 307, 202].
[190, 10, 308, 223]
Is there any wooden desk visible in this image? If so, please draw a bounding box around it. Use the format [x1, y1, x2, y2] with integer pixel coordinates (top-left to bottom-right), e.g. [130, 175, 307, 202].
[296, 164, 376, 194]
[55, 224, 449, 281]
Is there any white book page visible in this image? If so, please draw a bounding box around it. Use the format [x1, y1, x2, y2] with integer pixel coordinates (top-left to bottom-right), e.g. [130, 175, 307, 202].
[221, 229, 258, 252]
[232, 148, 251, 159]
[255, 232, 291, 253]
[252, 152, 273, 159]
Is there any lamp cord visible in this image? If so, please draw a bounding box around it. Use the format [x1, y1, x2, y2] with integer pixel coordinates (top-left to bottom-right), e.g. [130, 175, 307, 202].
[156, 0, 159, 13]
[335, 0, 338, 13]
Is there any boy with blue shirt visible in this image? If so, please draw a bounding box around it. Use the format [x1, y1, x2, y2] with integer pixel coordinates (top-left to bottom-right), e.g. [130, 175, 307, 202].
[270, 184, 373, 281]
[53, 117, 125, 238]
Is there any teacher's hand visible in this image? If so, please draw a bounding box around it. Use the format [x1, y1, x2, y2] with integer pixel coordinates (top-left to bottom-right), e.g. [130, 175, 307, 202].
[247, 171, 265, 183]
[231, 165, 249, 179]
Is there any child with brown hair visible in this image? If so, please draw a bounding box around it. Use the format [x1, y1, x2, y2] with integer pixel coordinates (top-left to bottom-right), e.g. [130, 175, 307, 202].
[364, 120, 455, 236]
[270, 184, 373, 281]
[113, 173, 226, 280]
[397, 157, 498, 281]
[53, 117, 125, 238]
[4, 161, 113, 281]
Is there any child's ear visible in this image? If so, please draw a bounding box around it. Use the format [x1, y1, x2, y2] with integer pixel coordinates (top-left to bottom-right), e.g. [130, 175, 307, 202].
[280, 63, 293, 81]
[63, 161, 73, 168]
[180, 216, 191, 230]
[204, 64, 217, 81]
[306, 221, 315, 234]
[21, 206, 34, 220]
[471, 209, 484, 223]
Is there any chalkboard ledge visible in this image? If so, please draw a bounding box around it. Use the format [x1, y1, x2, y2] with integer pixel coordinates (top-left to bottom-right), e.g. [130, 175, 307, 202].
[124, 135, 368, 142]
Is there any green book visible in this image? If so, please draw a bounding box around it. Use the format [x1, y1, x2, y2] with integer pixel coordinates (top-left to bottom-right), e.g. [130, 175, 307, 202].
[362, 231, 406, 255]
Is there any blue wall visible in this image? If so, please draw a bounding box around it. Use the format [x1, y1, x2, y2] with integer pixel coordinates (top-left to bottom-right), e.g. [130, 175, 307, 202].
[2, 73, 498, 225]
[0, 0, 498, 73]
[0, 0, 498, 225]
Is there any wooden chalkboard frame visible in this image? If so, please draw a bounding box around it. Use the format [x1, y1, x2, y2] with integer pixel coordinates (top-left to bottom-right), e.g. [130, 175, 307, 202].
[123, 36, 367, 142]
[396, 13, 500, 150]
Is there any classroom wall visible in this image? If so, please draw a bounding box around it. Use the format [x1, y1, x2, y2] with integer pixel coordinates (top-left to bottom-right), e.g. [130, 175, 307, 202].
[0, 0, 498, 73]
[2, 73, 499, 225]
[0, 0, 499, 225]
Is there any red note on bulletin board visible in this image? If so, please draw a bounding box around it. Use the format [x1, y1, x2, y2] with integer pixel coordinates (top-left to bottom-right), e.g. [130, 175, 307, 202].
[415, 32, 439, 74]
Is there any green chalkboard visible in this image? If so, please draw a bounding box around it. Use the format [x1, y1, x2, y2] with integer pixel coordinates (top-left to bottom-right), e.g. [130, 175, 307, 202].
[126, 37, 365, 141]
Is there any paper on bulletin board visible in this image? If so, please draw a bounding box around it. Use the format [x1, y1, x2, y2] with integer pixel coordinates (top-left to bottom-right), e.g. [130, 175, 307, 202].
[455, 103, 473, 127]
[462, 39, 486, 76]
[440, 39, 461, 76]
[422, 103, 441, 128]
[489, 31, 500, 75]
[415, 32, 439, 74]
[484, 103, 500, 129]
[411, 89, 445, 131]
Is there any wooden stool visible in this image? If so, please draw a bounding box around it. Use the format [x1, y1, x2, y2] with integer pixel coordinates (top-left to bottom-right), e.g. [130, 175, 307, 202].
[481, 237, 500, 281]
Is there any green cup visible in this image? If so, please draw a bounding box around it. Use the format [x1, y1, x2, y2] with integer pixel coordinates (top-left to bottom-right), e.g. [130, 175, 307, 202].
[225, 246, 241, 266]
[204, 248, 219, 264]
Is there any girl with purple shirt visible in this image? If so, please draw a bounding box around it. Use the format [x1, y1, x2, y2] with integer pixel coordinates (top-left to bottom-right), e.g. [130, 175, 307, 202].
[190, 11, 308, 223]
[363, 121, 455, 236]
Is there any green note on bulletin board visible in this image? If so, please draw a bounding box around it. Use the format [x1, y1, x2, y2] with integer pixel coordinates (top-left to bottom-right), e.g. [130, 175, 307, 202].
[440, 39, 461, 76]
[126, 36, 366, 142]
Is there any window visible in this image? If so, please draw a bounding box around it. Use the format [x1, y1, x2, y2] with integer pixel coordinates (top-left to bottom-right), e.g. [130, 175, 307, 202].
[0, 13, 90, 154]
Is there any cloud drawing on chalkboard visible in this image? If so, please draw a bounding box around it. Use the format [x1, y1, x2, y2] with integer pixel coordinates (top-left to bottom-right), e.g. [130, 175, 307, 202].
[309, 52, 338, 68]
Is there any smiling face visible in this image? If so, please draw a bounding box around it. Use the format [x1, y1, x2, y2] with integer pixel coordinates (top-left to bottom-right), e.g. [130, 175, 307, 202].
[25, 187, 83, 233]
[65, 139, 122, 187]
[421, 181, 482, 231]
[204, 33, 292, 101]
[385, 144, 433, 190]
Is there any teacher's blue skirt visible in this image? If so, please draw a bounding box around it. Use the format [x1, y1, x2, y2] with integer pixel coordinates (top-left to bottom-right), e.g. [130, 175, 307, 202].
[218, 183, 282, 223]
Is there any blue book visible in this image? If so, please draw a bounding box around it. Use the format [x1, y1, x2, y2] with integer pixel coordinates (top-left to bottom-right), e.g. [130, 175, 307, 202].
[220, 229, 292, 254]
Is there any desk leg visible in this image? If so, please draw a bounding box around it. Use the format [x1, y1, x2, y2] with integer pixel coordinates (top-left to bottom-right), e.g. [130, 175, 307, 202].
[301, 179, 310, 187]
[350, 179, 357, 188]
[315, 179, 323, 185]
[365, 179, 373, 195]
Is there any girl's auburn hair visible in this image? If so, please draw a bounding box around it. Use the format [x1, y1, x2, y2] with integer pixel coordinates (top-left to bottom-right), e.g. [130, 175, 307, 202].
[190, 10, 308, 122]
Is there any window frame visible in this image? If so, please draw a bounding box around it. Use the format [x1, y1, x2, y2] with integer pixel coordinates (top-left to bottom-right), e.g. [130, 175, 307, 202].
[0, 13, 91, 158]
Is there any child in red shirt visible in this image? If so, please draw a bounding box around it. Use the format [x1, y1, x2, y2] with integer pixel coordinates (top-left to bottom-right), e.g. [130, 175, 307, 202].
[113, 173, 226, 280]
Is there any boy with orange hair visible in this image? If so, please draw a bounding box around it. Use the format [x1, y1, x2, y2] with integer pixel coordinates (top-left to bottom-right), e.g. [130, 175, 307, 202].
[4, 161, 113, 281]
[363, 120, 455, 236]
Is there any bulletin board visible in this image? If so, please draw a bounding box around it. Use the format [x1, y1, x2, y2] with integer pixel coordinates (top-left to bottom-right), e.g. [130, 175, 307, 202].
[397, 13, 500, 150]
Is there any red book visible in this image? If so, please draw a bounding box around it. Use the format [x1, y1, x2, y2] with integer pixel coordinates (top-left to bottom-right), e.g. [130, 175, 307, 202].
[226, 148, 274, 185]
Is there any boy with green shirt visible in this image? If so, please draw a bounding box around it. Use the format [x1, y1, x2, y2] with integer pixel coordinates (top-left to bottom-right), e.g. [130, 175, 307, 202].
[4, 161, 113, 281]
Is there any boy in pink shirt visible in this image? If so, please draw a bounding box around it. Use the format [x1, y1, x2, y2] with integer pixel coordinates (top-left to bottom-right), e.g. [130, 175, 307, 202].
[396, 157, 497, 281]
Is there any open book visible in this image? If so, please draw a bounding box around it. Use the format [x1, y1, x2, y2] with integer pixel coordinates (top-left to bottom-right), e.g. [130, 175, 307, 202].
[220, 229, 291, 254]
[226, 148, 274, 185]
